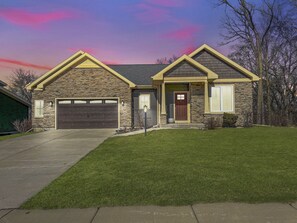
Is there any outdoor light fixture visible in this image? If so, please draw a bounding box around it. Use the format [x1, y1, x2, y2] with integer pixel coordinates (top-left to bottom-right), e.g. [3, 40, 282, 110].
[49, 101, 53, 107]
[143, 105, 148, 136]
[121, 100, 124, 106]
[143, 105, 148, 113]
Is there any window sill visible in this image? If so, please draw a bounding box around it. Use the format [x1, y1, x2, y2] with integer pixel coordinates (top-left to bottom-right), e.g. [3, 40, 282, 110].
[204, 112, 235, 115]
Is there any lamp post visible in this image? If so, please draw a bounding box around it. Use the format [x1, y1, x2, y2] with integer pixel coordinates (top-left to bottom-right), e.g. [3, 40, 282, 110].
[143, 105, 147, 136]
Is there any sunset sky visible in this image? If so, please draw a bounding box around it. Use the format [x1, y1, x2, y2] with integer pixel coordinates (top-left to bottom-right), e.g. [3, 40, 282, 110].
[0, 0, 229, 83]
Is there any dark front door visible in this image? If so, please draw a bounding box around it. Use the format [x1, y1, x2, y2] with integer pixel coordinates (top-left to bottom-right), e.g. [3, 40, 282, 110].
[57, 99, 118, 129]
[175, 93, 187, 121]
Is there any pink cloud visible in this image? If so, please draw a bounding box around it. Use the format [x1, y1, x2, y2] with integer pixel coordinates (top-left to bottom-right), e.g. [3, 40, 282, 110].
[181, 45, 197, 55]
[102, 60, 119, 65]
[146, 0, 183, 7]
[162, 26, 201, 41]
[135, 3, 171, 23]
[0, 58, 51, 70]
[68, 48, 96, 55]
[0, 8, 76, 27]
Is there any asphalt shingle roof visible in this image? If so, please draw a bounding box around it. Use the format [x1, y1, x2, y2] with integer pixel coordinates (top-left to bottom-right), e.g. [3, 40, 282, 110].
[109, 64, 167, 85]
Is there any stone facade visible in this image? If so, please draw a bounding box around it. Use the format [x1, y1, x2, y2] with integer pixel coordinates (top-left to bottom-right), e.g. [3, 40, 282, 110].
[32, 68, 131, 129]
[162, 82, 253, 127]
[190, 83, 204, 123]
[204, 82, 254, 127]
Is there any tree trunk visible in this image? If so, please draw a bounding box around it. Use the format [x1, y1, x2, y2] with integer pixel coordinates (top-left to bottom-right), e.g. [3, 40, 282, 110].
[256, 44, 264, 124]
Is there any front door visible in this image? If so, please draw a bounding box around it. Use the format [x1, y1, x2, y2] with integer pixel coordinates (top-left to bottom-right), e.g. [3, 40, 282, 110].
[175, 93, 187, 121]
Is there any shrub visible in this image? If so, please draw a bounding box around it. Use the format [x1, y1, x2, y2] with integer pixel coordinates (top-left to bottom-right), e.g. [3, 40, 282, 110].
[222, 113, 238, 128]
[12, 118, 32, 133]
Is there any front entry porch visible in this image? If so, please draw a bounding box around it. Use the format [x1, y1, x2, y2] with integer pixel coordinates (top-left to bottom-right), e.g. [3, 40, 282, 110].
[158, 82, 209, 126]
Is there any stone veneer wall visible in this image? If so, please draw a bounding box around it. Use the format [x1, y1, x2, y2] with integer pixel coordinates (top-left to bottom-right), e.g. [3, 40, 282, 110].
[159, 82, 252, 127]
[32, 68, 132, 129]
[190, 82, 253, 127]
[190, 83, 205, 123]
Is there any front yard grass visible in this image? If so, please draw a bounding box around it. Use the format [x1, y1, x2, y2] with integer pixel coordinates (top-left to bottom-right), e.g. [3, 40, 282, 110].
[22, 127, 297, 209]
[0, 132, 32, 141]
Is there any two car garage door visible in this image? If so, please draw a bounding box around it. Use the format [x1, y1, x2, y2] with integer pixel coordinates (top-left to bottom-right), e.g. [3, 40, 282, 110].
[57, 99, 118, 129]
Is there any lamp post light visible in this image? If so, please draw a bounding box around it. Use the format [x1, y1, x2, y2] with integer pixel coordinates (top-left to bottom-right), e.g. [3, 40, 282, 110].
[143, 105, 147, 136]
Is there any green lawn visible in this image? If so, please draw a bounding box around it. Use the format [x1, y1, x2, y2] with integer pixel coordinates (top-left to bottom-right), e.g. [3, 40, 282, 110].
[0, 132, 32, 141]
[22, 127, 297, 209]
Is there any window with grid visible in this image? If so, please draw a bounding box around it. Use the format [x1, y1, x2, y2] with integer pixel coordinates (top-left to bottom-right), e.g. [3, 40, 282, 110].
[34, 100, 44, 118]
[139, 94, 150, 109]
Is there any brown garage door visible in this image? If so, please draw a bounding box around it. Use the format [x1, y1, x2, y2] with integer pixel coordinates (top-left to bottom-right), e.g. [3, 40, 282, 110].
[57, 99, 118, 129]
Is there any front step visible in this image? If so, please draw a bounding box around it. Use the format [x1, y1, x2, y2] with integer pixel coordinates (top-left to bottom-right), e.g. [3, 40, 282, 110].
[161, 123, 205, 130]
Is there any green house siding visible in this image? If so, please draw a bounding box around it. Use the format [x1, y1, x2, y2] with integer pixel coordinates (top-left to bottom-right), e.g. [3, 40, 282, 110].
[0, 93, 29, 132]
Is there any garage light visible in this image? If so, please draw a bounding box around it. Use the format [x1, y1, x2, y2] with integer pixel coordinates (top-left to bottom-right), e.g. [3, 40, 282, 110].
[121, 100, 124, 106]
[49, 101, 54, 107]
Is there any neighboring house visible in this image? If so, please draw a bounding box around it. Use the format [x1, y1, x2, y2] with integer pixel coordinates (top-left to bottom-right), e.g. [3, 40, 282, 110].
[26, 44, 259, 130]
[0, 80, 30, 133]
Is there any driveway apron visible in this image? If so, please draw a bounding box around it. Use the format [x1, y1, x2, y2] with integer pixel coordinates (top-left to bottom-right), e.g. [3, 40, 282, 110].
[0, 129, 114, 209]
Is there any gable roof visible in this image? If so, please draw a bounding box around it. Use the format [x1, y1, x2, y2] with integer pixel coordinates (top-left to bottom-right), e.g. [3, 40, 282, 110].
[0, 85, 30, 106]
[0, 80, 7, 87]
[189, 44, 260, 81]
[27, 44, 259, 91]
[152, 55, 218, 81]
[109, 64, 167, 85]
[27, 51, 136, 90]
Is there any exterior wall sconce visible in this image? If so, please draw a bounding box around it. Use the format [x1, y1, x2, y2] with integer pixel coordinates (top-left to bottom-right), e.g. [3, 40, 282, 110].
[121, 100, 124, 106]
[49, 101, 54, 107]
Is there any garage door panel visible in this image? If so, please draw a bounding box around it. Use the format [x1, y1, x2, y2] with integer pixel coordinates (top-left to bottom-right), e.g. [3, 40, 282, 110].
[57, 99, 118, 129]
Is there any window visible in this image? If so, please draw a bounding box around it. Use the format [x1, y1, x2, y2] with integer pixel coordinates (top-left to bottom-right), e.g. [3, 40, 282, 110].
[210, 85, 234, 112]
[34, 100, 44, 118]
[139, 94, 150, 109]
[58, 100, 71, 104]
[90, 100, 103, 104]
[105, 100, 118, 104]
[177, 94, 185, 100]
[74, 100, 87, 104]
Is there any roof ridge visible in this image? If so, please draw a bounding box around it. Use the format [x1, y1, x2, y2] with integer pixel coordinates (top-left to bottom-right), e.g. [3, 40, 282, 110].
[109, 64, 167, 66]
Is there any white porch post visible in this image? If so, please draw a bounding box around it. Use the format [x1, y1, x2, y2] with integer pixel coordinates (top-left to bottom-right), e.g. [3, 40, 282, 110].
[204, 81, 210, 113]
[161, 83, 166, 114]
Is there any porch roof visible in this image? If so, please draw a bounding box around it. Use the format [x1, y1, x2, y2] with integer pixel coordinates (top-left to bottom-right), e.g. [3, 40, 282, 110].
[152, 55, 218, 82]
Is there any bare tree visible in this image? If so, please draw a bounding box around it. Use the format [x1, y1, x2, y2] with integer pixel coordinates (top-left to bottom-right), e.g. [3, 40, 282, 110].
[156, 55, 178, 64]
[9, 69, 37, 103]
[218, 0, 278, 124]
[227, 1, 297, 125]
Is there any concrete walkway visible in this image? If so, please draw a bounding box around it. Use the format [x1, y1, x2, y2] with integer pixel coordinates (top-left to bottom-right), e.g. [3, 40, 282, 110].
[1, 203, 297, 223]
[0, 129, 114, 209]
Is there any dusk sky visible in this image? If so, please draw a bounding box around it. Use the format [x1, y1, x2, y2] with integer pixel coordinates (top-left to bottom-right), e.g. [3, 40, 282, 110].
[0, 0, 229, 83]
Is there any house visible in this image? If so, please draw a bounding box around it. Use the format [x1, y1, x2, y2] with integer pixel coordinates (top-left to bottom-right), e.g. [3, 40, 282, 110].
[26, 44, 259, 130]
[0, 80, 30, 133]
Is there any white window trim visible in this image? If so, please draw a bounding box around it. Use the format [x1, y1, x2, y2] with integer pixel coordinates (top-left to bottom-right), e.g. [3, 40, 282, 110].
[210, 85, 234, 113]
[139, 94, 150, 109]
[34, 100, 44, 118]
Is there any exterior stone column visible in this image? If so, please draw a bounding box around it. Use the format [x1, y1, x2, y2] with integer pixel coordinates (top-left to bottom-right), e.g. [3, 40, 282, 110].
[160, 114, 167, 125]
[161, 83, 166, 115]
[204, 81, 210, 113]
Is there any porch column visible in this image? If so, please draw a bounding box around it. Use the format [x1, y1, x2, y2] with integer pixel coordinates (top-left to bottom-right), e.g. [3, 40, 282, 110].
[204, 81, 210, 113]
[161, 83, 166, 114]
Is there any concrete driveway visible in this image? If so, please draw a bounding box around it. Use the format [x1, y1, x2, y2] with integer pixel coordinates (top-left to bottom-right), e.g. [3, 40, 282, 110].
[0, 129, 114, 209]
